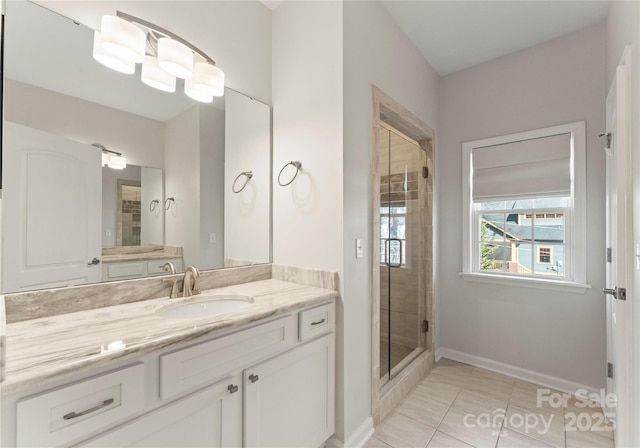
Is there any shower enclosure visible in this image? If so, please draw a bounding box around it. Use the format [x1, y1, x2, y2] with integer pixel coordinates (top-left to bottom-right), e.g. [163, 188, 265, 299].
[378, 122, 429, 383]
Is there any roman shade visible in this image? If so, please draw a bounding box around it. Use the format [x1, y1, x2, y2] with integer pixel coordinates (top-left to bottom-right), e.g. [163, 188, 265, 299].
[472, 133, 571, 201]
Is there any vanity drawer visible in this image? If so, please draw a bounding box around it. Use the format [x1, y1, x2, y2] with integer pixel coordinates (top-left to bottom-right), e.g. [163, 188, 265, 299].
[16, 363, 144, 447]
[299, 302, 335, 342]
[147, 258, 183, 275]
[160, 315, 296, 399]
[106, 261, 145, 279]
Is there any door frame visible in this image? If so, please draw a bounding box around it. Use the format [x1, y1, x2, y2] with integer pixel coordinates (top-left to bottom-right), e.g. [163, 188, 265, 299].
[370, 86, 435, 425]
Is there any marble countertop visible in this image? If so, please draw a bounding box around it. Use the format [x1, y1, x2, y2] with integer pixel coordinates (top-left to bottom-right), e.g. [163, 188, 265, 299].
[1, 279, 338, 396]
[102, 252, 184, 262]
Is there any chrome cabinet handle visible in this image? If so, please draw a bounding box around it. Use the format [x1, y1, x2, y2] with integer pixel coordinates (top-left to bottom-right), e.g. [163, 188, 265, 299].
[63, 398, 114, 420]
[228, 384, 239, 394]
[87, 257, 101, 266]
[311, 318, 326, 326]
[249, 374, 259, 383]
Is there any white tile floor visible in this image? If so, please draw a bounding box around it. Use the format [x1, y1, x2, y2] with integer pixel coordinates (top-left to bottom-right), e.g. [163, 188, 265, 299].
[365, 359, 615, 448]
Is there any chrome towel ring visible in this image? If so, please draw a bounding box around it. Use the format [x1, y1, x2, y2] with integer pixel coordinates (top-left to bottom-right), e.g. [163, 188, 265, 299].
[278, 161, 302, 186]
[149, 199, 160, 212]
[164, 197, 175, 210]
[232, 171, 253, 193]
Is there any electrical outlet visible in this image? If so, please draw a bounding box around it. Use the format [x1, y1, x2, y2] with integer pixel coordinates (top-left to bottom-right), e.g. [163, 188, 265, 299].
[355, 239, 364, 258]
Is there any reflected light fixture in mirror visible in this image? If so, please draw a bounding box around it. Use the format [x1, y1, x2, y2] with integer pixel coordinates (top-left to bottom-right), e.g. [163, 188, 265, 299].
[94, 144, 127, 170]
[92, 11, 224, 103]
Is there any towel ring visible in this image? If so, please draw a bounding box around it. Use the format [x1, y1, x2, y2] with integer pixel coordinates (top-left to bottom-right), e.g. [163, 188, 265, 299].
[149, 199, 159, 212]
[232, 171, 253, 193]
[278, 161, 302, 186]
[164, 197, 175, 210]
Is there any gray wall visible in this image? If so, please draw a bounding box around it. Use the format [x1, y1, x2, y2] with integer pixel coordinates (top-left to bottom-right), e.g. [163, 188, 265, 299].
[437, 22, 607, 389]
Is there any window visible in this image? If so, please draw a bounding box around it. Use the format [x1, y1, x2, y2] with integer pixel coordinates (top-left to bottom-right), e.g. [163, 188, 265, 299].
[538, 247, 552, 264]
[380, 206, 407, 266]
[461, 122, 589, 292]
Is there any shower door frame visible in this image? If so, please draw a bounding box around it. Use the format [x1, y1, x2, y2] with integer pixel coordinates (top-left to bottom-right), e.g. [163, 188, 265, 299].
[370, 86, 436, 426]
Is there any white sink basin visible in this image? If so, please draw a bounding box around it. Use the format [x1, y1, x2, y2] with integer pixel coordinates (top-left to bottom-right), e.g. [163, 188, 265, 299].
[157, 294, 254, 319]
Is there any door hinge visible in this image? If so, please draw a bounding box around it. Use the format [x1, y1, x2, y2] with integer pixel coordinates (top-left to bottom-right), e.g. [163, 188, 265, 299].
[606, 248, 612, 263]
[422, 166, 429, 179]
[607, 362, 614, 379]
[422, 320, 429, 333]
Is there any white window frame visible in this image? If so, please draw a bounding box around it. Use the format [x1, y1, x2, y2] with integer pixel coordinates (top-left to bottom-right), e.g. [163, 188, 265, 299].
[460, 121, 591, 293]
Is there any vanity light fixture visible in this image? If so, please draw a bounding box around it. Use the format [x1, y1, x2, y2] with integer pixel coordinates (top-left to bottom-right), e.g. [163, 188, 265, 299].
[92, 11, 224, 103]
[93, 144, 127, 170]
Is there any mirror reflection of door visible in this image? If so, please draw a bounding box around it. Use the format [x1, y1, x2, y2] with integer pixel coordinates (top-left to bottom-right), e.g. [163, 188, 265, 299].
[117, 180, 142, 246]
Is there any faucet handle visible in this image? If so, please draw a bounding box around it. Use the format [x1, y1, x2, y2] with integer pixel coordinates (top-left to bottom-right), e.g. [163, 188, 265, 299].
[162, 277, 180, 298]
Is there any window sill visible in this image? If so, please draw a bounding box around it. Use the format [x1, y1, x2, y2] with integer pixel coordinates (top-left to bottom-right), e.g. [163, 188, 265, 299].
[459, 272, 591, 294]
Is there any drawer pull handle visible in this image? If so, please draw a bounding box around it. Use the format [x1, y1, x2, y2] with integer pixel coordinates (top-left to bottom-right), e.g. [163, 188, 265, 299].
[311, 318, 326, 326]
[228, 384, 239, 394]
[249, 374, 259, 383]
[63, 398, 114, 420]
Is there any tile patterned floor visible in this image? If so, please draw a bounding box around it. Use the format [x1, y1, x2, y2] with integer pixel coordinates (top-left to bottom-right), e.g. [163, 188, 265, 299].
[365, 359, 615, 448]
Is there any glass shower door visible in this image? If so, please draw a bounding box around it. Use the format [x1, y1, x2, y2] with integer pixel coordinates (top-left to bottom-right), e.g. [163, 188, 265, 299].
[379, 123, 426, 381]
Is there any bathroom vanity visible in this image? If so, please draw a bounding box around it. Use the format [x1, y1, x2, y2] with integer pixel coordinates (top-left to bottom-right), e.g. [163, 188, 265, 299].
[0, 276, 337, 447]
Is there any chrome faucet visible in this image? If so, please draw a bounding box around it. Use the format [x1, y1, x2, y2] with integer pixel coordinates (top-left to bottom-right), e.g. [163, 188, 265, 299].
[162, 261, 176, 274]
[182, 266, 201, 297]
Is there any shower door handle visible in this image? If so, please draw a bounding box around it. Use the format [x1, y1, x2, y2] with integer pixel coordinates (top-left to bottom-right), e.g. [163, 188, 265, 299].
[388, 238, 402, 268]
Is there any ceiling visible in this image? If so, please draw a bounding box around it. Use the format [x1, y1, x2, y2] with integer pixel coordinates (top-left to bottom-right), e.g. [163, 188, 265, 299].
[380, 0, 611, 76]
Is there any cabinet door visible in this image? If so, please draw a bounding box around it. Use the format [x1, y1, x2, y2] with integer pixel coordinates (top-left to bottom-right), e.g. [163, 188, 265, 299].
[81, 377, 242, 448]
[244, 334, 335, 448]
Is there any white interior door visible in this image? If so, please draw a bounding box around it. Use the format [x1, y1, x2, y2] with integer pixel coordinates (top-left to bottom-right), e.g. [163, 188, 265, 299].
[2, 121, 102, 292]
[604, 47, 631, 444]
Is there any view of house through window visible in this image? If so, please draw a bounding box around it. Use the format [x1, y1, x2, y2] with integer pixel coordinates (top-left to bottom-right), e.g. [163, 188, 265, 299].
[477, 197, 567, 278]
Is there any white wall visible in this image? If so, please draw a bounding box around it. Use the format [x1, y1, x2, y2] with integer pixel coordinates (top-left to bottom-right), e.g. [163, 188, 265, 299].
[341, 1, 440, 443]
[200, 104, 226, 270]
[272, 1, 343, 273]
[4, 79, 164, 168]
[164, 107, 201, 269]
[32, 0, 272, 104]
[224, 90, 271, 266]
[606, 2, 640, 444]
[438, 23, 607, 389]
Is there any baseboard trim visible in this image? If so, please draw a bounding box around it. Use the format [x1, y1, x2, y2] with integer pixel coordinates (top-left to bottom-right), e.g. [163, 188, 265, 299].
[326, 417, 374, 448]
[437, 347, 601, 397]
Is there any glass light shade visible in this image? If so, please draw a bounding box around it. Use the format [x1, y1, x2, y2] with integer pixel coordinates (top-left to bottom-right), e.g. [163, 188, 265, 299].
[107, 154, 127, 170]
[185, 78, 213, 103]
[141, 55, 176, 92]
[99, 15, 146, 63]
[101, 152, 110, 166]
[92, 31, 136, 74]
[193, 62, 225, 97]
[157, 38, 194, 79]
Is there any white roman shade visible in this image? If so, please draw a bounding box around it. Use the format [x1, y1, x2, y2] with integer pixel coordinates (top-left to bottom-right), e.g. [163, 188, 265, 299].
[472, 133, 571, 201]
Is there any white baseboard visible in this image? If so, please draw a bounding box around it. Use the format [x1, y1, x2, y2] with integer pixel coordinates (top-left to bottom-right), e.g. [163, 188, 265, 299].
[437, 347, 601, 397]
[326, 417, 374, 448]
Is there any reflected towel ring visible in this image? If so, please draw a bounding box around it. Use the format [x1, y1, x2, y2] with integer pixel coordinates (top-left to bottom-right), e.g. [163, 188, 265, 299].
[164, 197, 175, 210]
[232, 171, 253, 193]
[278, 161, 302, 186]
[149, 199, 160, 212]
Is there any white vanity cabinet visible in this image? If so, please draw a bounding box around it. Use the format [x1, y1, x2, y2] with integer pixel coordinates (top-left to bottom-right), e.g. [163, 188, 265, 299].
[244, 333, 335, 448]
[81, 376, 242, 448]
[101, 257, 184, 281]
[8, 301, 336, 448]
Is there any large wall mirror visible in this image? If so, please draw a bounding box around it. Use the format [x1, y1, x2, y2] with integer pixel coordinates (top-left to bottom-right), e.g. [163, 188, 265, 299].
[1, 0, 272, 293]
